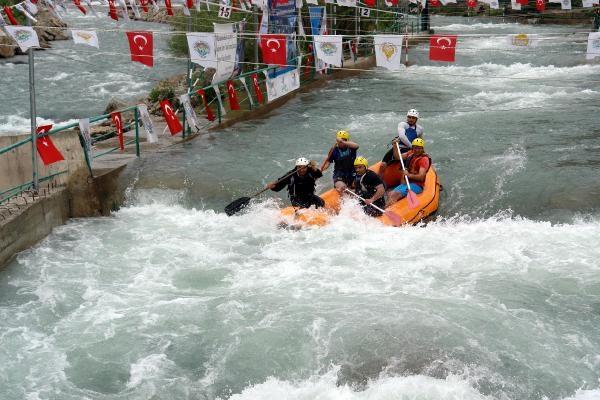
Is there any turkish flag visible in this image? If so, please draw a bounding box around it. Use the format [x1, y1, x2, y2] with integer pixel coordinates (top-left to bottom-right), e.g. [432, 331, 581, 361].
[430, 0, 441, 6]
[251, 74, 264, 104]
[364, 0, 375, 6]
[466, 0, 476, 8]
[186, 0, 193, 8]
[140, 0, 149, 12]
[429, 35, 457, 62]
[110, 112, 125, 151]
[108, 0, 119, 20]
[197, 89, 216, 121]
[260, 34, 287, 66]
[73, 0, 87, 14]
[160, 99, 183, 135]
[164, 0, 174, 15]
[36, 125, 65, 165]
[126, 31, 153, 67]
[226, 80, 241, 111]
[517, 0, 528, 4]
[535, 0, 545, 11]
[4, 6, 18, 25]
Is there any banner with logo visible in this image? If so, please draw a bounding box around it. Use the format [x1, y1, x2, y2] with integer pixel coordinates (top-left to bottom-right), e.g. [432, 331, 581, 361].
[187, 32, 217, 69]
[212, 23, 238, 84]
[137, 104, 157, 143]
[263, 68, 300, 102]
[179, 94, 201, 133]
[78, 118, 93, 160]
[507, 33, 539, 48]
[71, 29, 99, 48]
[4, 26, 39, 52]
[314, 35, 343, 67]
[374, 35, 403, 71]
[587, 32, 600, 60]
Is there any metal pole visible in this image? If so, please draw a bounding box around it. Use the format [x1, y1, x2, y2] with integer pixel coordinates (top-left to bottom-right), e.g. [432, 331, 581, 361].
[28, 19, 39, 191]
[254, 4, 259, 67]
[134, 107, 140, 157]
[183, 14, 193, 139]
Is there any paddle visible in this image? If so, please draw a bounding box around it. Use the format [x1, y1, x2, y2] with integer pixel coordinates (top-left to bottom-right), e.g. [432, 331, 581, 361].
[344, 189, 404, 227]
[395, 141, 420, 209]
[224, 170, 296, 216]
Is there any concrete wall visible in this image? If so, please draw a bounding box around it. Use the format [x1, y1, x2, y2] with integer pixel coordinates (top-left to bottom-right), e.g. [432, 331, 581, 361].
[0, 130, 88, 194]
[0, 188, 70, 267]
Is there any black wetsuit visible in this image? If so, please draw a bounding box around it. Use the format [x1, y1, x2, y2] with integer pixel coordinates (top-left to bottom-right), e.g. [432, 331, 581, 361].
[272, 168, 325, 208]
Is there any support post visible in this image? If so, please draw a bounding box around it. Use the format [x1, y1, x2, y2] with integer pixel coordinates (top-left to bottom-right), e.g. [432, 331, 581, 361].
[28, 19, 39, 191]
[134, 107, 140, 157]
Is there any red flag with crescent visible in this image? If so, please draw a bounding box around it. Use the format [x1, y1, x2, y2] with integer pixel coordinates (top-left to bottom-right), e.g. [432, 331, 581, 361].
[186, 0, 193, 8]
[72, 0, 87, 14]
[140, 0, 149, 12]
[3, 6, 18, 25]
[429, 35, 457, 62]
[260, 34, 287, 66]
[110, 111, 125, 151]
[226, 80, 241, 111]
[196, 89, 216, 121]
[160, 99, 183, 135]
[36, 125, 65, 165]
[250, 74, 264, 104]
[466, 0, 476, 8]
[517, 0, 528, 4]
[108, 0, 119, 20]
[535, 0, 545, 11]
[363, 0, 375, 6]
[126, 31, 153, 67]
[430, 0, 441, 6]
[164, 0, 174, 15]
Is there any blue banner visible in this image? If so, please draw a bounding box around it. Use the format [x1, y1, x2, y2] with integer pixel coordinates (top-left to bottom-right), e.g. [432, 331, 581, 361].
[309, 6, 324, 36]
[268, 0, 297, 78]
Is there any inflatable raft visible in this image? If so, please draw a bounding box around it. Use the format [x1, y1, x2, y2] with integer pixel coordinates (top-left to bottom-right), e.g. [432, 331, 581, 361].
[279, 161, 441, 228]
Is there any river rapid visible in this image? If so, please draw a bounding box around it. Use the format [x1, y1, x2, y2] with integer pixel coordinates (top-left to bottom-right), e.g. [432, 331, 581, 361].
[1, 14, 600, 400]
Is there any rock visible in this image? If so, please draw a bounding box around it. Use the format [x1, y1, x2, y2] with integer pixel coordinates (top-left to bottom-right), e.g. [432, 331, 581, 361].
[104, 98, 130, 115]
[0, 34, 16, 59]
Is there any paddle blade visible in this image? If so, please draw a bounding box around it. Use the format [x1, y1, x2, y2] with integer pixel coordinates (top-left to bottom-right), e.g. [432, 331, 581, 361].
[384, 210, 404, 227]
[224, 197, 252, 216]
[407, 189, 420, 210]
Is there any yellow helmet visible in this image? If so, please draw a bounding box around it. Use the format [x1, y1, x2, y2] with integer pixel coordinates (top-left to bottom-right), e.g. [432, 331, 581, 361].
[354, 156, 368, 168]
[336, 130, 350, 140]
[411, 138, 425, 148]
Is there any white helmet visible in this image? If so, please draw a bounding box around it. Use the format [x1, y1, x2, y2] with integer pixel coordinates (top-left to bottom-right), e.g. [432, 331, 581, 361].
[295, 157, 310, 166]
[407, 109, 419, 118]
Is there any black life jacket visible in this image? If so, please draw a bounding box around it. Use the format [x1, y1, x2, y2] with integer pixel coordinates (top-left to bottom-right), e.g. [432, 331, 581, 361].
[289, 171, 318, 197]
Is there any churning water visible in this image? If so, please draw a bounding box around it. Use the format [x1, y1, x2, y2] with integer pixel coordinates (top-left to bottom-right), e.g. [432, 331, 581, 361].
[1, 14, 600, 400]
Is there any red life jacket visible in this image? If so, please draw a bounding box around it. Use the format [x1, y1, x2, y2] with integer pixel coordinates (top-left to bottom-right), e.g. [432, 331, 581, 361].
[406, 152, 431, 187]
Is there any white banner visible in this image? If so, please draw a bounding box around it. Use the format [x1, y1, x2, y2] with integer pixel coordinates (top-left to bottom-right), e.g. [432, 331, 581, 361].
[336, 0, 357, 6]
[560, 0, 571, 9]
[213, 85, 226, 116]
[4, 26, 40, 52]
[263, 68, 300, 103]
[239, 77, 254, 107]
[374, 35, 403, 71]
[187, 32, 217, 69]
[14, 4, 37, 23]
[179, 94, 201, 133]
[582, 0, 594, 6]
[129, 0, 141, 18]
[212, 23, 238, 84]
[586, 32, 600, 60]
[137, 104, 157, 143]
[510, 0, 521, 9]
[489, 0, 499, 9]
[314, 35, 343, 67]
[78, 118, 93, 160]
[507, 33, 539, 48]
[71, 29, 99, 48]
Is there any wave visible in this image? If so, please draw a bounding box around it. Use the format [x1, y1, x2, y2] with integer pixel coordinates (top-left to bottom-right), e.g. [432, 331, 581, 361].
[435, 22, 523, 31]
[0, 115, 78, 135]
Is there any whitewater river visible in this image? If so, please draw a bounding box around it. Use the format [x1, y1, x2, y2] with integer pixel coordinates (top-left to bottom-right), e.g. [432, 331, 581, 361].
[2, 14, 600, 400]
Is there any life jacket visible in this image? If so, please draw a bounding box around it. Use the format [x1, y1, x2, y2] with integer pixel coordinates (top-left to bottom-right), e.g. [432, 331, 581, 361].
[405, 125, 419, 144]
[289, 171, 318, 197]
[355, 170, 386, 209]
[405, 152, 431, 187]
[332, 147, 356, 176]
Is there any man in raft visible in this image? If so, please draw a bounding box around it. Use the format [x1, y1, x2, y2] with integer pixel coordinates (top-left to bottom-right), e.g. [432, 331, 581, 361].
[267, 157, 325, 209]
[352, 157, 386, 217]
[320, 130, 359, 194]
[387, 138, 431, 205]
[379, 108, 424, 177]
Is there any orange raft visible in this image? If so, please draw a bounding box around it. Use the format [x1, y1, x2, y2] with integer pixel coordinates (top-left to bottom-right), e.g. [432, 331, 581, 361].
[279, 161, 441, 227]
